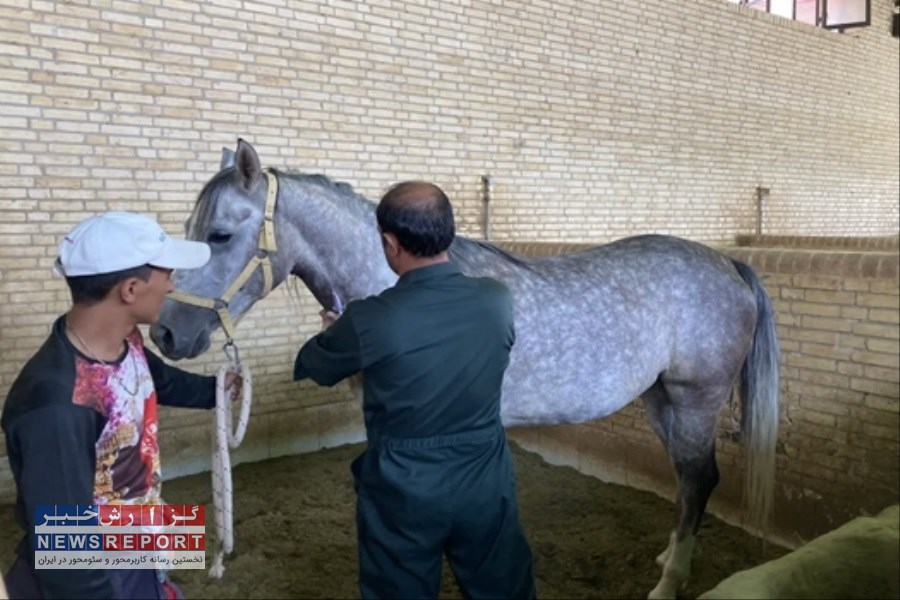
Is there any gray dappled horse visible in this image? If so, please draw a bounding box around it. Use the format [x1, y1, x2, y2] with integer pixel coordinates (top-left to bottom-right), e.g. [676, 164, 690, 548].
[151, 139, 780, 599]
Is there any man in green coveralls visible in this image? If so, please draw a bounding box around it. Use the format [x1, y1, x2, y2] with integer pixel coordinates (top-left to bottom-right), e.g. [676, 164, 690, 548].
[293, 181, 536, 600]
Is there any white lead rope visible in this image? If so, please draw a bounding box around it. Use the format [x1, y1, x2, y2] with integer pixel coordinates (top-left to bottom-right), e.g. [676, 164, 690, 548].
[208, 355, 253, 579]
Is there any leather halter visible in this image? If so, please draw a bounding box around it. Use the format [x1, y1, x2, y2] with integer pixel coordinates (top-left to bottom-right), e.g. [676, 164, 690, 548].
[167, 169, 279, 342]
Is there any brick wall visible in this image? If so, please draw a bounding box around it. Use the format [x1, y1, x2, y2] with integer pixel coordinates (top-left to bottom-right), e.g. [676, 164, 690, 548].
[506, 241, 899, 546]
[1, 0, 897, 522]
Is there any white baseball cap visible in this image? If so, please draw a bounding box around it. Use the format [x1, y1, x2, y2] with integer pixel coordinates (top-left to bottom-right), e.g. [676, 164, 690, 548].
[55, 211, 211, 277]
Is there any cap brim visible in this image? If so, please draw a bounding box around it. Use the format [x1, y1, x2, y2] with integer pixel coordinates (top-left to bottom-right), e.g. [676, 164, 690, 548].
[52, 257, 66, 278]
[149, 239, 211, 270]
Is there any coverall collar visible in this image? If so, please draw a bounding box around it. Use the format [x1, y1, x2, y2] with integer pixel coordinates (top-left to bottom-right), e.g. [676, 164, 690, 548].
[397, 261, 459, 286]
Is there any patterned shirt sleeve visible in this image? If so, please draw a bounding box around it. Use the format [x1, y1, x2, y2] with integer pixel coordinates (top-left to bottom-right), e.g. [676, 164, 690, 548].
[143, 347, 216, 409]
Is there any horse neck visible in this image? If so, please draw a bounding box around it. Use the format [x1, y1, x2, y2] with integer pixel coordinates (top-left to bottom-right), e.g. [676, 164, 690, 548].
[278, 174, 396, 305]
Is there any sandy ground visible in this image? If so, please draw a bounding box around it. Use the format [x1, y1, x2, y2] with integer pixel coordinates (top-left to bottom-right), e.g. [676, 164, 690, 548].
[0, 442, 786, 599]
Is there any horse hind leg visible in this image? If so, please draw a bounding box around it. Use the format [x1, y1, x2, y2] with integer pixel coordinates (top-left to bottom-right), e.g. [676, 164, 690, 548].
[640, 381, 679, 569]
[645, 383, 725, 600]
[648, 437, 719, 600]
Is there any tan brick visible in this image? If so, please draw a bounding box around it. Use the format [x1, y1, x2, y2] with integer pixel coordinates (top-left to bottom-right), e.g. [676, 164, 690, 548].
[869, 281, 900, 295]
[842, 279, 871, 292]
[791, 275, 843, 290]
[785, 353, 837, 372]
[870, 309, 900, 325]
[836, 333, 867, 350]
[797, 397, 850, 416]
[806, 290, 856, 305]
[862, 423, 900, 442]
[852, 323, 899, 339]
[800, 342, 853, 361]
[786, 380, 858, 403]
[792, 302, 841, 318]
[786, 458, 837, 482]
[863, 365, 900, 384]
[851, 350, 899, 368]
[857, 294, 900, 309]
[850, 378, 900, 397]
[801, 316, 853, 333]
[865, 394, 900, 413]
[840, 306, 869, 320]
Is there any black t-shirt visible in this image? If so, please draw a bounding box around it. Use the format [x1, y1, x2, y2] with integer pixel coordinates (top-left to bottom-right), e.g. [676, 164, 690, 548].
[1, 315, 216, 599]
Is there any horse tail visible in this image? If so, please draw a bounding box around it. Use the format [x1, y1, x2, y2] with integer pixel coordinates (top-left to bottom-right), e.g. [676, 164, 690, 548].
[732, 259, 781, 539]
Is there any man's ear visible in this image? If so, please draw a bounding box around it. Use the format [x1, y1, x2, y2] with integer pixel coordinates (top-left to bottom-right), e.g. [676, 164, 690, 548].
[381, 232, 400, 257]
[117, 277, 141, 305]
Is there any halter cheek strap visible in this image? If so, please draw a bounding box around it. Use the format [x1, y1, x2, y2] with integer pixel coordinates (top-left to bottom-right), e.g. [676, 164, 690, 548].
[168, 169, 279, 342]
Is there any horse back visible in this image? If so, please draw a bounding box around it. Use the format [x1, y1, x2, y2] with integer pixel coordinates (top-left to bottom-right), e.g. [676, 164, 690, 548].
[451, 234, 760, 424]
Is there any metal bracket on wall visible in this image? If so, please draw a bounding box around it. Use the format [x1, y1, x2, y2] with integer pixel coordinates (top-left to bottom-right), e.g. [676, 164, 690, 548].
[756, 186, 770, 236]
[482, 174, 494, 241]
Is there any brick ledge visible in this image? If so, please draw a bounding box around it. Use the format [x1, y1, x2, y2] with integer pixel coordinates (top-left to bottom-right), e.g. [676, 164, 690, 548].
[735, 235, 899, 251]
[494, 241, 899, 280]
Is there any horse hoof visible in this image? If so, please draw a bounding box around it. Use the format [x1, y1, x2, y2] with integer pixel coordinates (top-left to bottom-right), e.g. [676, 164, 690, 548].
[647, 579, 677, 600]
[655, 550, 669, 568]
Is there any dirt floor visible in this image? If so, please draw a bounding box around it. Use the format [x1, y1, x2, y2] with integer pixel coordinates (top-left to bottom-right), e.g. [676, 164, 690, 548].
[0, 442, 787, 599]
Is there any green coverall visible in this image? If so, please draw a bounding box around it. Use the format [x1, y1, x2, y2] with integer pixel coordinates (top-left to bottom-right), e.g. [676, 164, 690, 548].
[294, 262, 536, 600]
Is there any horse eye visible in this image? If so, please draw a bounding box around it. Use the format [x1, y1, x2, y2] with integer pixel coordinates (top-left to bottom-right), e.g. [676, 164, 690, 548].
[207, 231, 232, 244]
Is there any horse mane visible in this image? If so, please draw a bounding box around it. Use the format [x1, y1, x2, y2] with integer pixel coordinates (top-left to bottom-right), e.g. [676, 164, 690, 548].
[297, 172, 365, 199]
[188, 168, 377, 238]
[450, 236, 536, 273]
[284, 172, 536, 273]
[190, 168, 533, 274]
[279, 169, 377, 223]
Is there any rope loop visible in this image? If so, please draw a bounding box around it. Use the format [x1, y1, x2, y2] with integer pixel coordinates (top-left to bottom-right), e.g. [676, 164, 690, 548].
[209, 342, 252, 579]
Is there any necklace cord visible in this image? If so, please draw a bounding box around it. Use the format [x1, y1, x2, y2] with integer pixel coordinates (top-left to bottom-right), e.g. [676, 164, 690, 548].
[66, 318, 139, 396]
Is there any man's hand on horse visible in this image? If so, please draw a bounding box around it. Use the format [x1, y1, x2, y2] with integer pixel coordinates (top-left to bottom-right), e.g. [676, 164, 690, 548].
[319, 309, 340, 330]
[224, 371, 243, 401]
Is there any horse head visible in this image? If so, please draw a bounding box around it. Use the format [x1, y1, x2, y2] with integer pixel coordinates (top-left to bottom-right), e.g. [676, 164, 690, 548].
[151, 139, 395, 360]
[150, 139, 288, 358]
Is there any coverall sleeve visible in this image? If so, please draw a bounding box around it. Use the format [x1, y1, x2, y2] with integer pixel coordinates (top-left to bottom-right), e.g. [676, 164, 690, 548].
[7, 401, 116, 599]
[504, 286, 517, 350]
[143, 347, 217, 409]
[292, 311, 363, 386]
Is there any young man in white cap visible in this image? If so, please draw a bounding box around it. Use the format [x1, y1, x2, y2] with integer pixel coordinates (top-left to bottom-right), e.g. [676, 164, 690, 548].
[1, 212, 239, 600]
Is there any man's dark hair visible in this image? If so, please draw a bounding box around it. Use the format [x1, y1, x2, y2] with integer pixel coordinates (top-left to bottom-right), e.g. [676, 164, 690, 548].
[376, 181, 455, 257]
[66, 265, 153, 306]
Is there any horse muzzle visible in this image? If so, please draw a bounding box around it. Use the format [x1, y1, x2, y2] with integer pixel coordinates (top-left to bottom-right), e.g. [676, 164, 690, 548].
[150, 321, 212, 360]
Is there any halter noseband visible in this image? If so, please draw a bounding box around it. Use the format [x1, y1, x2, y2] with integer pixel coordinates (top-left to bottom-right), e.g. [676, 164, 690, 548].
[167, 169, 279, 343]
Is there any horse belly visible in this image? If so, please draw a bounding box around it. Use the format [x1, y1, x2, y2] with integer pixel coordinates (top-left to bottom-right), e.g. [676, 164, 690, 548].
[497, 318, 667, 427]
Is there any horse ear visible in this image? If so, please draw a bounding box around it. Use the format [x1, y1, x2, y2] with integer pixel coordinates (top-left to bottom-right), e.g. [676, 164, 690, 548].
[235, 138, 262, 192]
[220, 147, 235, 170]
